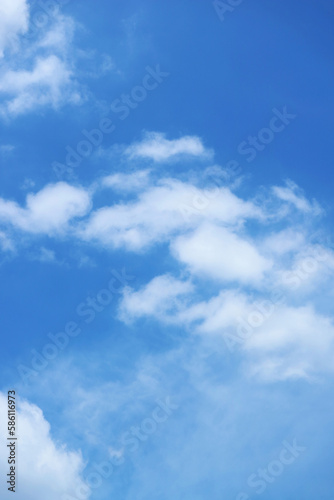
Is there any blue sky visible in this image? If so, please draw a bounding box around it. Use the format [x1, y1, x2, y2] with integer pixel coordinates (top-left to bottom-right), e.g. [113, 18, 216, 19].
[0, 1, 334, 499]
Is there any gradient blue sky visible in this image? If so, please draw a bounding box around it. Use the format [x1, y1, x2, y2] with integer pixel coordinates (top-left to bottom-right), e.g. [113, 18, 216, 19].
[0, 1, 334, 499]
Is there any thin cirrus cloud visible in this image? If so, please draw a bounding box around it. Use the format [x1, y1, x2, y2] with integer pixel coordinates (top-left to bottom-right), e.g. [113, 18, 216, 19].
[272, 180, 322, 215]
[101, 169, 152, 192]
[0, 144, 15, 154]
[0, 229, 14, 252]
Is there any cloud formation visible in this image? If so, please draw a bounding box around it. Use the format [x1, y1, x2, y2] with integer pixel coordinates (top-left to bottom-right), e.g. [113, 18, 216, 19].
[172, 223, 272, 284]
[0, 132, 332, 383]
[0, 182, 91, 235]
[0, 1, 82, 117]
[125, 131, 211, 162]
[0, 392, 88, 500]
[0, 0, 29, 57]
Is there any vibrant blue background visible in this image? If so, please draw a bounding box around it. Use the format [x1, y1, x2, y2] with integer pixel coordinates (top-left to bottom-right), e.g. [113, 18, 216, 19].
[1, 1, 334, 499]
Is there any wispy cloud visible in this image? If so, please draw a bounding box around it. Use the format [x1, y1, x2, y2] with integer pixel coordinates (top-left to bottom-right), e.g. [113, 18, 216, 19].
[272, 180, 322, 215]
[0, 0, 29, 57]
[0, 2, 83, 117]
[125, 131, 212, 162]
[0, 133, 332, 385]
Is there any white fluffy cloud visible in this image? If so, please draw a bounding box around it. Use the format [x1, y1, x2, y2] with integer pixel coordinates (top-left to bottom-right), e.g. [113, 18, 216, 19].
[0, 392, 89, 500]
[172, 223, 272, 285]
[119, 274, 194, 323]
[0, 3, 82, 117]
[262, 228, 306, 255]
[0, 182, 91, 234]
[180, 290, 254, 334]
[276, 243, 334, 295]
[244, 304, 334, 381]
[0, 0, 29, 57]
[125, 132, 212, 162]
[118, 274, 334, 382]
[182, 290, 334, 382]
[0, 55, 76, 115]
[1, 131, 332, 384]
[81, 178, 262, 250]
